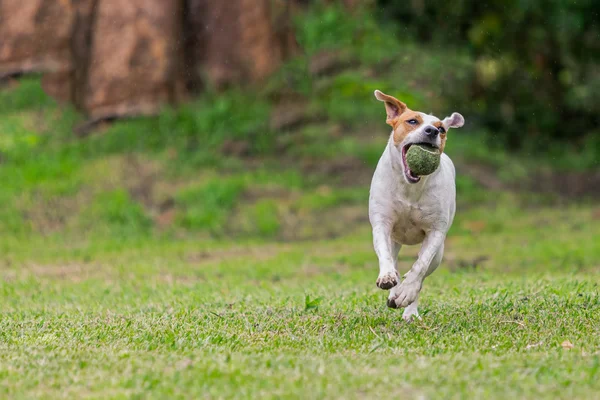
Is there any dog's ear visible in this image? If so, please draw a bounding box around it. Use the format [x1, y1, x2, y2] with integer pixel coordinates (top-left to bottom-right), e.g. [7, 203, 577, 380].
[442, 112, 465, 129]
[374, 90, 406, 126]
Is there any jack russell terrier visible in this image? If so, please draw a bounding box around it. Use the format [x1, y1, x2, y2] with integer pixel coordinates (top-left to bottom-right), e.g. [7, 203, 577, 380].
[369, 90, 465, 321]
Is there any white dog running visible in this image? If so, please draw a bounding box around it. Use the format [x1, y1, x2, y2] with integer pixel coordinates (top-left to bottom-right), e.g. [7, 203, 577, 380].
[369, 90, 465, 321]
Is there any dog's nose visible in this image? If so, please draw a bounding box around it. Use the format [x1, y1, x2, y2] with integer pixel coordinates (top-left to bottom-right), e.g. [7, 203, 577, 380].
[424, 125, 439, 137]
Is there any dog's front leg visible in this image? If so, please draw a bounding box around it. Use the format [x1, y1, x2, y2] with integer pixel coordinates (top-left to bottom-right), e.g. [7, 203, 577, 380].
[388, 230, 445, 308]
[371, 216, 401, 290]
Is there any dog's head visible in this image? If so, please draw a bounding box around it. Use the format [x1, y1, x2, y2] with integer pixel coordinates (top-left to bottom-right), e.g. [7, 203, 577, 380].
[374, 90, 464, 184]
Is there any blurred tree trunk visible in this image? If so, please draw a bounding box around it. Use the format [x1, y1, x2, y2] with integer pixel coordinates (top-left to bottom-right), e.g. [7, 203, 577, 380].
[0, 0, 298, 128]
[0, 0, 73, 79]
[69, 0, 99, 110]
[184, 0, 298, 90]
[79, 0, 187, 122]
[42, 0, 96, 105]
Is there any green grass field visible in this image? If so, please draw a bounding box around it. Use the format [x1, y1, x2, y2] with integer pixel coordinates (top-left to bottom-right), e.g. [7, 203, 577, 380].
[0, 202, 599, 399]
[1, 30, 599, 397]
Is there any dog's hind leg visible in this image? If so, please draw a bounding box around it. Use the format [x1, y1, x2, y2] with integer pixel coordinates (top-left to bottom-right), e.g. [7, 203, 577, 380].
[392, 240, 402, 273]
[402, 295, 420, 321]
[424, 242, 444, 278]
[399, 244, 444, 320]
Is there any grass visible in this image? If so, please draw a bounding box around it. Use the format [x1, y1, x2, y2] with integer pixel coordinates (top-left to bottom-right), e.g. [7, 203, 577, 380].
[0, 203, 599, 399]
[1, 116, 599, 398]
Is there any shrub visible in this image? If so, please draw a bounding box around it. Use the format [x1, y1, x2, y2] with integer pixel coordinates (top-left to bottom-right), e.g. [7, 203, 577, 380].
[378, 0, 600, 149]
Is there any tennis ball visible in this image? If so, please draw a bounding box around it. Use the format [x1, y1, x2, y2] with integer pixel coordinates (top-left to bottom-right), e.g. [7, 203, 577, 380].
[406, 144, 441, 176]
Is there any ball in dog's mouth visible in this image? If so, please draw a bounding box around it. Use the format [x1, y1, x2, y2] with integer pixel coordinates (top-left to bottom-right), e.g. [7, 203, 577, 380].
[401, 143, 441, 183]
[401, 145, 421, 183]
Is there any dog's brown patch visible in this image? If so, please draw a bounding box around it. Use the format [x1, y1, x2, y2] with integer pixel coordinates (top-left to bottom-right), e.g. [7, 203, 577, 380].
[433, 121, 447, 153]
[392, 111, 422, 146]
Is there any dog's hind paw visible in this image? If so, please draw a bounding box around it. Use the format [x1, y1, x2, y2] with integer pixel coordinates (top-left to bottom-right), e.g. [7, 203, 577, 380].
[388, 280, 421, 308]
[376, 271, 399, 290]
[402, 306, 420, 322]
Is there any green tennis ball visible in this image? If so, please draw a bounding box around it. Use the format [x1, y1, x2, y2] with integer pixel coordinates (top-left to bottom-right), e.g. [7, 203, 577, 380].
[406, 144, 441, 176]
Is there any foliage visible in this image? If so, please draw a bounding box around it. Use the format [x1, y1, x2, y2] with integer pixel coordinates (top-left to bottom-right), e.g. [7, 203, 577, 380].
[1, 1, 598, 241]
[378, 0, 600, 150]
[294, 2, 400, 64]
[79, 190, 153, 237]
[175, 178, 246, 234]
[70, 89, 272, 166]
[0, 75, 594, 241]
[0, 76, 54, 113]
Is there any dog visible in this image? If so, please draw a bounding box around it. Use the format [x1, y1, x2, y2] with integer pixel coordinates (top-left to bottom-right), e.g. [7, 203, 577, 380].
[369, 90, 464, 321]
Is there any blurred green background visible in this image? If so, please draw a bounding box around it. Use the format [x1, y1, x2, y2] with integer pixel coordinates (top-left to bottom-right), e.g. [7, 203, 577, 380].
[0, 0, 598, 241]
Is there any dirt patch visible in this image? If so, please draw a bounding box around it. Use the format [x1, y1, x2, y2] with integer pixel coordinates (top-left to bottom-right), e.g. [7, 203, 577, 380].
[527, 169, 600, 199]
[277, 204, 367, 241]
[10, 262, 98, 282]
[121, 154, 163, 209]
[300, 262, 349, 277]
[153, 273, 204, 286]
[3, 262, 208, 285]
[20, 154, 174, 234]
[456, 160, 505, 191]
[445, 255, 490, 272]
[301, 156, 373, 187]
[455, 158, 600, 199]
[185, 244, 289, 265]
[19, 190, 93, 234]
[242, 185, 294, 202]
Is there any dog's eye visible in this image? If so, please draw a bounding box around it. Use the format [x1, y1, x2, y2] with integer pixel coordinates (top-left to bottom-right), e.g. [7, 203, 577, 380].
[406, 119, 418, 125]
[439, 127, 446, 133]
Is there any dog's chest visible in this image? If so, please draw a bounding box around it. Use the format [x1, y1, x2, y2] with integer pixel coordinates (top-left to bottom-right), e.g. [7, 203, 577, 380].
[390, 201, 427, 245]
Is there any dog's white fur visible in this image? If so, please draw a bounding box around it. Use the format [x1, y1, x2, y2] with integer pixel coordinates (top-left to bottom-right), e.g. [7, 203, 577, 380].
[369, 90, 464, 321]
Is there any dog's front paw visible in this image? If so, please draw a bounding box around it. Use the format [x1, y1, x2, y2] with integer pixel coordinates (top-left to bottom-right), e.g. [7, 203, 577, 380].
[376, 271, 399, 290]
[387, 280, 421, 308]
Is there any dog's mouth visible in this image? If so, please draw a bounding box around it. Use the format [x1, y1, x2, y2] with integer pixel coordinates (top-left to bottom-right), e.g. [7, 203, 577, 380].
[401, 143, 439, 184]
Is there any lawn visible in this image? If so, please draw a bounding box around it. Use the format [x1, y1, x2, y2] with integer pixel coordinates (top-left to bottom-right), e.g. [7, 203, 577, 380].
[0, 200, 599, 399]
[0, 74, 599, 398]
